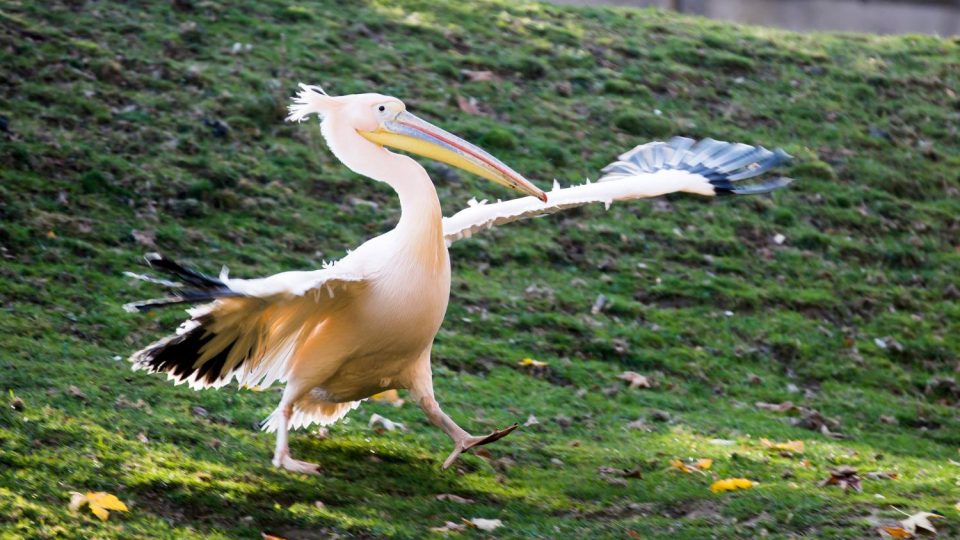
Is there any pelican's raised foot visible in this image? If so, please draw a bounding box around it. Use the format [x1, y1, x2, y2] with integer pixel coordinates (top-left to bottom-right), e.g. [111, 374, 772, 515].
[273, 454, 321, 475]
[442, 423, 519, 470]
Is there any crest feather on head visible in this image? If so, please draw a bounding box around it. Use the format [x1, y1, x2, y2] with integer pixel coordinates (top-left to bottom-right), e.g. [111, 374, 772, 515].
[286, 83, 341, 122]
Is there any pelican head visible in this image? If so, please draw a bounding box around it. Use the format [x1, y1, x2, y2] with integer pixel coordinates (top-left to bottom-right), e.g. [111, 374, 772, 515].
[287, 84, 547, 202]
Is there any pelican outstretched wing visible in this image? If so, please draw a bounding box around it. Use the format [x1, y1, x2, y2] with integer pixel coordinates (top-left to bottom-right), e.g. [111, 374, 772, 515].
[124, 253, 369, 390]
[443, 137, 792, 245]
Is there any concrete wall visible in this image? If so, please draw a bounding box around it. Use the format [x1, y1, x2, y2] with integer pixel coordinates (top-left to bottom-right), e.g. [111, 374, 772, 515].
[549, 0, 960, 35]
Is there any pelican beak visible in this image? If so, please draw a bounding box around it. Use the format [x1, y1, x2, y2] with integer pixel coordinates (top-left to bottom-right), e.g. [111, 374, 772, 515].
[360, 111, 547, 202]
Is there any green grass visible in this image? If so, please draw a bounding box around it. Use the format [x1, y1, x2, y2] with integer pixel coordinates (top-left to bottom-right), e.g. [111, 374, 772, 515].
[2, 0, 959, 538]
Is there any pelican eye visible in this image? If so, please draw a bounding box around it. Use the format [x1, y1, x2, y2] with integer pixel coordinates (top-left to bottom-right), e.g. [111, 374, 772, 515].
[378, 105, 385, 112]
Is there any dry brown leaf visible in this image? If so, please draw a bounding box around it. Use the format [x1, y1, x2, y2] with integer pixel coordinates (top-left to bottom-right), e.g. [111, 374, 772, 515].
[865, 471, 899, 481]
[819, 466, 861, 492]
[131, 229, 156, 247]
[899, 511, 942, 535]
[618, 371, 653, 389]
[755, 401, 796, 412]
[66, 385, 88, 401]
[456, 96, 482, 115]
[261, 534, 286, 540]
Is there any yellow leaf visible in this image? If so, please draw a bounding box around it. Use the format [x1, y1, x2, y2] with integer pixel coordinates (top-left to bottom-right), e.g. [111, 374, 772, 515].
[87, 492, 128, 511]
[760, 438, 804, 453]
[709, 478, 756, 493]
[518, 358, 548, 368]
[670, 458, 711, 473]
[71, 491, 128, 521]
[90, 505, 109, 521]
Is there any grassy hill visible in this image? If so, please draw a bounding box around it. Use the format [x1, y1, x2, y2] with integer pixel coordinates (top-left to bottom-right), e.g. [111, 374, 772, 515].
[1, 0, 959, 538]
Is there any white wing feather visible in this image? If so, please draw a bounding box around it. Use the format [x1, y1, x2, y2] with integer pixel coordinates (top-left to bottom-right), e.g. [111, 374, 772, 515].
[443, 169, 711, 245]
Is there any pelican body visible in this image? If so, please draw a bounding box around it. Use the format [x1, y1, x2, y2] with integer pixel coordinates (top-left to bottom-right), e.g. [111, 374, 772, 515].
[124, 85, 792, 473]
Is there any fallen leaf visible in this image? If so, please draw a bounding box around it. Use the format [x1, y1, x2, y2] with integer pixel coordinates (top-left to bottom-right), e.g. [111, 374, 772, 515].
[430, 521, 466, 533]
[436, 494, 474, 504]
[66, 385, 88, 401]
[819, 466, 861, 492]
[879, 526, 912, 539]
[131, 229, 156, 247]
[456, 95, 482, 115]
[368, 413, 406, 432]
[755, 401, 843, 438]
[598, 465, 643, 483]
[864, 471, 899, 481]
[466, 517, 503, 531]
[462, 69, 496, 82]
[618, 371, 653, 389]
[899, 511, 942, 535]
[69, 491, 129, 521]
[370, 389, 404, 407]
[760, 438, 805, 454]
[518, 358, 548, 368]
[755, 401, 795, 412]
[10, 393, 24, 411]
[261, 534, 286, 540]
[709, 478, 756, 493]
[669, 458, 712, 473]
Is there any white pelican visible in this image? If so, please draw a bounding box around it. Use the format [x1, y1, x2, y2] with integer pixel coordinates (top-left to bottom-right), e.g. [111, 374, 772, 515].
[124, 84, 792, 474]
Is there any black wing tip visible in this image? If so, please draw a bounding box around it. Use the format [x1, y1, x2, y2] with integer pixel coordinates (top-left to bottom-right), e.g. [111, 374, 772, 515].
[131, 318, 239, 388]
[124, 254, 239, 313]
[602, 137, 794, 197]
[715, 176, 794, 197]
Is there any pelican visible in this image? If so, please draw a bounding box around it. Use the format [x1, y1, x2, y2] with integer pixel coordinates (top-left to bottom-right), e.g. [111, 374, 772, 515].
[124, 84, 792, 474]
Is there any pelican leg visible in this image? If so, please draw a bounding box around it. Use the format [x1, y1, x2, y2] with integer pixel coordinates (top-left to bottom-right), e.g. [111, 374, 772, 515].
[417, 395, 518, 469]
[271, 401, 321, 475]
